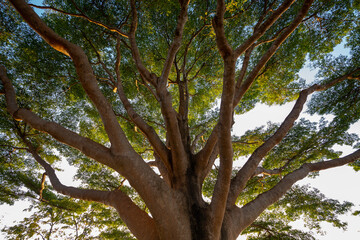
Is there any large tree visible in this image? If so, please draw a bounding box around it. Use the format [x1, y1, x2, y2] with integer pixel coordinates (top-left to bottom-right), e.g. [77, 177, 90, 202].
[1, 0, 360, 239]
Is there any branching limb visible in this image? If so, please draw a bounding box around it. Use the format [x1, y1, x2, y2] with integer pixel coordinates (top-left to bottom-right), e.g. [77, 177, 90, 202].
[158, 0, 189, 88]
[8, 0, 132, 154]
[212, 0, 233, 58]
[228, 66, 360, 206]
[153, 152, 172, 186]
[228, 90, 311, 205]
[87, 35, 169, 169]
[0, 65, 118, 171]
[233, 0, 315, 106]
[22, 137, 159, 240]
[113, 38, 171, 170]
[153, 0, 191, 182]
[128, 0, 192, 183]
[126, 0, 189, 183]
[196, 0, 313, 181]
[25, 140, 115, 204]
[194, 125, 219, 173]
[87, 33, 168, 168]
[128, 3, 188, 179]
[200, 143, 219, 183]
[209, 1, 238, 237]
[230, 148, 360, 235]
[235, 45, 254, 93]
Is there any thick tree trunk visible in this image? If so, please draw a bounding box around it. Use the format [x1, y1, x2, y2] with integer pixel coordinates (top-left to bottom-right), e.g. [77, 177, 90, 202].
[185, 172, 211, 240]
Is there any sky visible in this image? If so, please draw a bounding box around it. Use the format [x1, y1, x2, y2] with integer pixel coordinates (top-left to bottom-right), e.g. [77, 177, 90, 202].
[1, 1, 360, 239]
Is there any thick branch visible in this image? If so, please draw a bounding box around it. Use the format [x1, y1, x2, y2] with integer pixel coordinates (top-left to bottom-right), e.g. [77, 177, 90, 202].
[212, 0, 233, 58]
[114, 38, 171, 171]
[190, 130, 206, 154]
[9, 0, 131, 154]
[231, 148, 360, 235]
[152, 0, 190, 183]
[0, 65, 118, 170]
[194, 125, 219, 172]
[228, 67, 360, 206]
[27, 142, 115, 204]
[153, 152, 172, 186]
[209, 56, 237, 238]
[200, 143, 219, 183]
[23, 138, 159, 240]
[228, 89, 311, 205]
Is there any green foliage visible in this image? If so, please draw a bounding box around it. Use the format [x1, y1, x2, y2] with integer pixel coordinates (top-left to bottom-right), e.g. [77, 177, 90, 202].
[1, 0, 360, 239]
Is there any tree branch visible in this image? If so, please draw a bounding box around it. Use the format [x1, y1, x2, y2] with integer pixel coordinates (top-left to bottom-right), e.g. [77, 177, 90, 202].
[22, 136, 159, 240]
[235, 45, 254, 93]
[231, 148, 360, 235]
[194, 125, 219, 174]
[151, 0, 190, 183]
[128, 0, 157, 85]
[158, 0, 189, 87]
[28, 4, 128, 38]
[26, 141, 115, 204]
[190, 130, 206, 154]
[181, 24, 207, 76]
[228, 66, 360, 206]
[0, 65, 118, 171]
[114, 38, 171, 173]
[8, 0, 132, 154]
[209, 1, 238, 234]
[212, 0, 233, 58]
[234, 0, 296, 58]
[200, 143, 219, 183]
[253, 167, 282, 176]
[233, 0, 315, 107]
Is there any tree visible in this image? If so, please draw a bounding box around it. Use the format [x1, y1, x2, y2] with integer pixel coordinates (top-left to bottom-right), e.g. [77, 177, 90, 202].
[1, 0, 360, 239]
